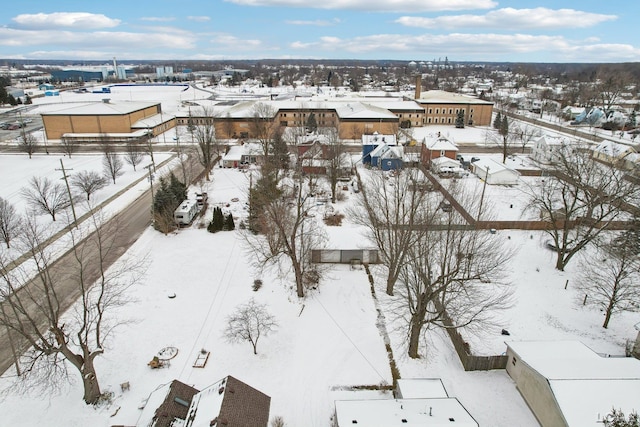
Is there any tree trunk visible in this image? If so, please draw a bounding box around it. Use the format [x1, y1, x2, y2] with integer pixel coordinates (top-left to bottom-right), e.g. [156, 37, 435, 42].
[408, 315, 422, 359]
[603, 301, 615, 329]
[293, 262, 304, 298]
[81, 359, 102, 404]
[555, 253, 565, 271]
[386, 276, 395, 296]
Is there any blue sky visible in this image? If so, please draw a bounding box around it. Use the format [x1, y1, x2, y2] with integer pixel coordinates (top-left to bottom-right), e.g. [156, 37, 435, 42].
[0, 0, 637, 63]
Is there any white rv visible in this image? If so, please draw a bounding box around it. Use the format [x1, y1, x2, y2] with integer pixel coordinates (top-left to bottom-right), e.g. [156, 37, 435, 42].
[174, 199, 200, 226]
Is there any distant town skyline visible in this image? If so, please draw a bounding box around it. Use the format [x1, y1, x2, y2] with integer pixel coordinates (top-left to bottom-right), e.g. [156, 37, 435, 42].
[0, 0, 637, 63]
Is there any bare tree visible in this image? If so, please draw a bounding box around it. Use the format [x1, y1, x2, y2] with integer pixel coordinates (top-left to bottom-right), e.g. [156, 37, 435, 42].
[349, 169, 430, 295]
[224, 298, 277, 355]
[524, 143, 640, 270]
[0, 212, 146, 404]
[71, 170, 108, 201]
[124, 141, 144, 171]
[319, 127, 349, 203]
[393, 198, 513, 358]
[0, 197, 21, 248]
[60, 137, 78, 158]
[576, 234, 640, 329]
[244, 172, 327, 298]
[20, 176, 70, 221]
[102, 144, 124, 184]
[517, 123, 542, 154]
[18, 131, 38, 159]
[192, 107, 218, 181]
[486, 113, 519, 163]
[249, 102, 278, 163]
[596, 69, 631, 113]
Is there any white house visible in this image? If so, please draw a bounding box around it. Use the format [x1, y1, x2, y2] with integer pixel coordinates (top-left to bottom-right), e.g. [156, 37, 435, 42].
[471, 158, 520, 185]
[430, 156, 464, 175]
[532, 135, 573, 164]
[505, 340, 640, 427]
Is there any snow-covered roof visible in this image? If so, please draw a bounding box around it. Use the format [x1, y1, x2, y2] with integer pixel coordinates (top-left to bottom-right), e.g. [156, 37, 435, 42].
[416, 90, 492, 105]
[423, 136, 458, 152]
[362, 132, 396, 145]
[132, 113, 173, 128]
[472, 158, 519, 176]
[431, 156, 462, 168]
[40, 100, 160, 116]
[335, 398, 478, 427]
[593, 140, 636, 158]
[396, 379, 449, 399]
[335, 102, 398, 120]
[506, 340, 640, 427]
[223, 145, 245, 161]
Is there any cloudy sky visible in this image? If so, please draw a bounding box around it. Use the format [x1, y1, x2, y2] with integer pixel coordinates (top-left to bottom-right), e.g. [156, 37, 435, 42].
[0, 0, 637, 63]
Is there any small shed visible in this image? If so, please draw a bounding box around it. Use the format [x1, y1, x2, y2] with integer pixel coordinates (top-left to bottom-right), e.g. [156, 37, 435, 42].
[431, 156, 463, 174]
[471, 158, 520, 185]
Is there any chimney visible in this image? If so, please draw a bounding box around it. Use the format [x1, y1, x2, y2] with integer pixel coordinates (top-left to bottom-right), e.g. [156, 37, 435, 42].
[414, 75, 422, 100]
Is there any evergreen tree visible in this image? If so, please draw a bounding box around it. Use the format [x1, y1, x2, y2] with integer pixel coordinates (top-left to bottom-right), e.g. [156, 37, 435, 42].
[169, 173, 187, 202]
[455, 110, 465, 128]
[500, 115, 509, 137]
[208, 206, 225, 233]
[224, 213, 235, 231]
[493, 111, 502, 129]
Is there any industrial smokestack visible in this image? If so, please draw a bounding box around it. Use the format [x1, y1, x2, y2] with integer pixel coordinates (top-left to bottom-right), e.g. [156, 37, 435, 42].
[414, 75, 422, 100]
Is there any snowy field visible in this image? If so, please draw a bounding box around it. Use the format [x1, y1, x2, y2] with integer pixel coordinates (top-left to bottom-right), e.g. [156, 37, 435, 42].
[1, 165, 638, 427]
[0, 86, 638, 426]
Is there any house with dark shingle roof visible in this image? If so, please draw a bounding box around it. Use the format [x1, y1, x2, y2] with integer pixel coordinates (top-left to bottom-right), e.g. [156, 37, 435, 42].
[185, 375, 271, 427]
[136, 379, 200, 427]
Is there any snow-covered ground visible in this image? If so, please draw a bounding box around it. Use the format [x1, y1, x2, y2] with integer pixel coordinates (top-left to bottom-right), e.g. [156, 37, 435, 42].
[0, 86, 638, 426]
[0, 165, 637, 427]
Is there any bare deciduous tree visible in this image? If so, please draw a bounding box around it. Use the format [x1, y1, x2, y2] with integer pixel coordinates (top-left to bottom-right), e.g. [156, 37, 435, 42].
[249, 102, 278, 163]
[0, 197, 21, 248]
[192, 107, 218, 181]
[319, 127, 349, 204]
[224, 298, 277, 355]
[524, 143, 640, 270]
[245, 172, 327, 298]
[576, 233, 640, 329]
[102, 144, 124, 184]
[124, 141, 144, 171]
[60, 137, 78, 158]
[71, 170, 108, 201]
[391, 190, 514, 358]
[349, 169, 430, 295]
[20, 176, 71, 221]
[0, 212, 146, 404]
[18, 131, 38, 159]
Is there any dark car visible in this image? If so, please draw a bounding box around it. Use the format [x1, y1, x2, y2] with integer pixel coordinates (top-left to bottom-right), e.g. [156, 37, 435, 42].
[6, 123, 20, 130]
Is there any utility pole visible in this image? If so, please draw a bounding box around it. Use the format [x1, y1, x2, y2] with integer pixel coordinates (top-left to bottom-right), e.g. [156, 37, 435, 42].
[144, 163, 155, 223]
[56, 159, 78, 228]
[478, 165, 489, 220]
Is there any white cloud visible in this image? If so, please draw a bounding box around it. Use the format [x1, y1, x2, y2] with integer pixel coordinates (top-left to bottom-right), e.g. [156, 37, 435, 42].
[289, 32, 640, 61]
[285, 18, 341, 26]
[0, 27, 197, 51]
[208, 33, 265, 50]
[140, 17, 176, 22]
[12, 12, 121, 29]
[224, 0, 497, 13]
[395, 8, 617, 30]
[187, 16, 211, 22]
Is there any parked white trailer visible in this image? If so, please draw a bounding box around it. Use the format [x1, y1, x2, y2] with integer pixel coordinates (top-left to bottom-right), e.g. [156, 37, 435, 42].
[174, 199, 200, 226]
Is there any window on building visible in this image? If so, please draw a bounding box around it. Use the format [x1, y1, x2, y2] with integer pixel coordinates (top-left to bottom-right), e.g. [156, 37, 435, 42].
[280, 121, 287, 127]
[429, 108, 433, 114]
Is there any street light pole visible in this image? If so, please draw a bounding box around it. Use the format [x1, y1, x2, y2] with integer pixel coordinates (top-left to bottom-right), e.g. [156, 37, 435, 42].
[144, 163, 155, 223]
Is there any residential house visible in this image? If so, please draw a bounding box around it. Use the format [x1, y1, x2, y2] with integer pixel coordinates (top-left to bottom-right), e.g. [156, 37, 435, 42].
[531, 135, 572, 164]
[361, 132, 396, 165]
[138, 376, 271, 427]
[184, 375, 271, 427]
[592, 140, 637, 169]
[136, 380, 200, 427]
[420, 134, 459, 167]
[505, 340, 640, 427]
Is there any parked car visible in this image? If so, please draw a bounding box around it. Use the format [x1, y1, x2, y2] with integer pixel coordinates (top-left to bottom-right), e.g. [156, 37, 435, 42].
[6, 124, 20, 130]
